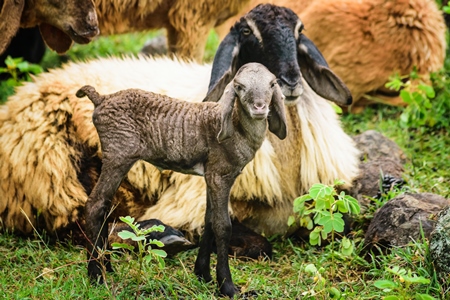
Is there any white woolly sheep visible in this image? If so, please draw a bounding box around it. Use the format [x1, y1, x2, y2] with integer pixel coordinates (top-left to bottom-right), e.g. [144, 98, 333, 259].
[77, 62, 287, 296]
[0, 4, 360, 258]
[216, 0, 447, 111]
[0, 0, 99, 55]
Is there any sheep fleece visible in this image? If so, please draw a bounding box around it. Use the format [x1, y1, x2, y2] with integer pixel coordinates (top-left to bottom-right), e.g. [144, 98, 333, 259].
[0, 56, 360, 239]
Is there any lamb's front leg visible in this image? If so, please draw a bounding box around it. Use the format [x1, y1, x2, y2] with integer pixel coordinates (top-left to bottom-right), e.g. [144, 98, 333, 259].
[194, 188, 214, 282]
[204, 173, 239, 298]
[85, 158, 136, 282]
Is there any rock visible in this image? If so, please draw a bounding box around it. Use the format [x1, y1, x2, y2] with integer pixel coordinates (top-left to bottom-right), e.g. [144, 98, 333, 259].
[429, 205, 450, 282]
[350, 158, 405, 214]
[141, 35, 168, 57]
[353, 130, 408, 164]
[364, 193, 450, 252]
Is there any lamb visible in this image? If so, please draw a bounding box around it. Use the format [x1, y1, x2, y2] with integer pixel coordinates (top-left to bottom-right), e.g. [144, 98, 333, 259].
[0, 0, 99, 55]
[0, 4, 360, 257]
[76, 62, 287, 297]
[215, 0, 447, 111]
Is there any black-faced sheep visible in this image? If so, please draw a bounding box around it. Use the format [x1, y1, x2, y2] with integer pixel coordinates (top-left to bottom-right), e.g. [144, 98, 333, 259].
[0, 0, 99, 55]
[216, 0, 447, 111]
[0, 4, 360, 257]
[77, 62, 287, 297]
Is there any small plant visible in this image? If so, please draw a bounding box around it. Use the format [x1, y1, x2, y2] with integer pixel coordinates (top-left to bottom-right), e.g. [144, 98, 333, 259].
[374, 266, 436, 300]
[301, 263, 343, 299]
[288, 180, 360, 255]
[385, 70, 449, 130]
[0, 56, 44, 103]
[111, 216, 167, 284]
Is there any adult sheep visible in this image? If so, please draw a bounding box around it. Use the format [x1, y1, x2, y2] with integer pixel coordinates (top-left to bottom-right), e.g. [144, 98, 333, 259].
[0, 5, 359, 252]
[216, 0, 447, 112]
[0, 0, 99, 55]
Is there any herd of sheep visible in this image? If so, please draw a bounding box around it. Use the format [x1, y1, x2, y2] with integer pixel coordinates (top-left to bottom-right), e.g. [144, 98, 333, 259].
[0, 0, 447, 297]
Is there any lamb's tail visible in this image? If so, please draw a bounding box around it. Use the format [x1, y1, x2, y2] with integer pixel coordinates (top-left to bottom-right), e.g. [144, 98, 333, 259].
[76, 85, 103, 106]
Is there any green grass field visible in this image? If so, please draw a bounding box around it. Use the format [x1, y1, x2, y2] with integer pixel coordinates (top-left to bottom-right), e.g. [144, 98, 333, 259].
[0, 28, 449, 299]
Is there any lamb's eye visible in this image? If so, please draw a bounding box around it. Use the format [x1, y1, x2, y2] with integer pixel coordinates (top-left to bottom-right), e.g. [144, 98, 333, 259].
[242, 27, 252, 36]
[235, 84, 244, 92]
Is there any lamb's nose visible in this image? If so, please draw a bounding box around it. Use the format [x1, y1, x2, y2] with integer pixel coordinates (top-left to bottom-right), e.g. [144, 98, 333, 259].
[254, 103, 266, 110]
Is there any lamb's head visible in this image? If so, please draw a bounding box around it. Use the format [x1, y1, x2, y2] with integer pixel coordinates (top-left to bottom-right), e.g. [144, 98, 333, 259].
[1, 0, 99, 55]
[205, 4, 352, 107]
[217, 63, 287, 142]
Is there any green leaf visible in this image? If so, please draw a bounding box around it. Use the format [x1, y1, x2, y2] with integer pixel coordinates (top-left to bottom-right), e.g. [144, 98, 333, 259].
[111, 242, 135, 251]
[149, 239, 165, 247]
[340, 237, 354, 256]
[418, 84, 435, 99]
[374, 280, 398, 289]
[444, 6, 450, 14]
[157, 255, 166, 269]
[317, 213, 345, 234]
[400, 90, 413, 104]
[131, 235, 146, 242]
[309, 183, 334, 199]
[151, 249, 167, 258]
[304, 263, 317, 274]
[118, 230, 137, 240]
[328, 287, 341, 298]
[287, 215, 296, 227]
[310, 227, 322, 246]
[119, 216, 135, 226]
[415, 294, 437, 300]
[142, 224, 165, 234]
[384, 296, 400, 300]
[335, 200, 349, 213]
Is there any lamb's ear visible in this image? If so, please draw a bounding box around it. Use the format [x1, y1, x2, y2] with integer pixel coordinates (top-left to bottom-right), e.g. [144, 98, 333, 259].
[268, 83, 287, 140]
[297, 34, 352, 106]
[217, 82, 237, 143]
[203, 29, 240, 102]
[0, 0, 25, 54]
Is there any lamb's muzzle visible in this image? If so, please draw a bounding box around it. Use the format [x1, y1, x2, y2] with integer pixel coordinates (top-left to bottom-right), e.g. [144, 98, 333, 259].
[77, 62, 288, 298]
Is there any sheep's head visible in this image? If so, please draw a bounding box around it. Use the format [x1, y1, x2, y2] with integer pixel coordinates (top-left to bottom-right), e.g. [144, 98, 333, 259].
[217, 63, 287, 142]
[205, 4, 352, 107]
[1, 0, 99, 55]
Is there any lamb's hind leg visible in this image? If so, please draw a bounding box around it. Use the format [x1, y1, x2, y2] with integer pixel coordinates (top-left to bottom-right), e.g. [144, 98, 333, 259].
[85, 156, 137, 282]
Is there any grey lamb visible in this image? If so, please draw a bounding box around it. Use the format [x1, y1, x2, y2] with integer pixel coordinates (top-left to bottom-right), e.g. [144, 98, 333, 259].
[76, 62, 288, 297]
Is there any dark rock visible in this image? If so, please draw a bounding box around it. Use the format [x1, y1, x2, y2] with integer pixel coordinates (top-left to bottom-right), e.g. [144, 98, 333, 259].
[364, 193, 450, 252]
[350, 158, 405, 214]
[353, 130, 408, 164]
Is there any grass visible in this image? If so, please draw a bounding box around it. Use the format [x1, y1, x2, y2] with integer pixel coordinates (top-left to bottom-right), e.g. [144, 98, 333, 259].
[0, 28, 449, 299]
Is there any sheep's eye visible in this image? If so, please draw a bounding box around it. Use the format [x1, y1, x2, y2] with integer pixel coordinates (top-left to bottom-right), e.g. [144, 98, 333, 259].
[241, 27, 252, 36]
[234, 84, 244, 92]
[298, 23, 305, 33]
[271, 81, 277, 88]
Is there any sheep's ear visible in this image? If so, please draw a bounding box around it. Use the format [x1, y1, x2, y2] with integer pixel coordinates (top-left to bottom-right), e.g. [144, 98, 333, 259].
[297, 34, 352, 106]
[0, 0, 25, 54]
[203, 29, 240, 102]
[217, 82, 237, 142]
[39, 24, 74, 54]
[268, 83, 288, 140]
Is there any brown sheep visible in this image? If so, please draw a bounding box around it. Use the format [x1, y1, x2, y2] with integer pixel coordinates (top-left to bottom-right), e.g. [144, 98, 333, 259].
[0, 0, 99, 55]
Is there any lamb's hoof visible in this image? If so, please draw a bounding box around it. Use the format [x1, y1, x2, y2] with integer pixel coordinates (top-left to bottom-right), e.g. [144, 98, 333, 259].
[219, 283, 240, 298]
[195, 270, 213, 283]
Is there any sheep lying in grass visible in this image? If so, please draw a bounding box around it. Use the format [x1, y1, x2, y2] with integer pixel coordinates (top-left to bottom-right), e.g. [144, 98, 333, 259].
[215, 0, 446, 111]
[76, 62, 288, 297]
[0, 0, 99, 55]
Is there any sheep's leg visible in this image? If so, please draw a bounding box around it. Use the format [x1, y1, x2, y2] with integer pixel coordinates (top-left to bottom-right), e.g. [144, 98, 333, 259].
[194, 188, 214, 282]
[85, 157, 136, 282]
[204, 174, 239, 297]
